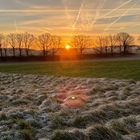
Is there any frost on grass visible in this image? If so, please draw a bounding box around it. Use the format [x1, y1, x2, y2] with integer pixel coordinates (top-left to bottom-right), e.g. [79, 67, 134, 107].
[0, 73, 140, 140]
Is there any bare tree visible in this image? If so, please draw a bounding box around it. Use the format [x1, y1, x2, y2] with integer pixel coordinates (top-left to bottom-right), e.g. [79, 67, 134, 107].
[50, 35, 61, 56]
[0, 34, 4, 57]
[38, 33, 51, 56]
[72, 35, 90, 55]
[94, 36, 105, 54]
[8, 33, 16, 57]
[116, 32, 134, 54]
[16, 33, 24, 56]
[23, 32, 35, 56]
[3, 36, 9, 57]
[103, 36, 109, 55]
[107, 35, 117, 55]
[138, 36, 140, 44]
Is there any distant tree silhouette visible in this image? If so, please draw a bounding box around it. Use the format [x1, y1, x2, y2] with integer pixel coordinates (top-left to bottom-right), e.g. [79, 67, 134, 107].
[116, 32, 134, 54]
[138, 36, 140, 44]
[8, 33, 16, 57]
[0, 31, 136, 59]
[38, 33, 51, 56]
[107, 35, 117, 55]
[72, 35, 90, 55]
[94, 36, 104, 54]
[23, 32, 35, 56]
[3, 37, 8, 57]
[50, 35, 61, 56]
[16, 33, 24, 56]
[0, 34, 4, 57]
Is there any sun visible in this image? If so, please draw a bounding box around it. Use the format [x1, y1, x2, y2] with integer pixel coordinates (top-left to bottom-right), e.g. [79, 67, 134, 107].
[65, 44, 71, 50]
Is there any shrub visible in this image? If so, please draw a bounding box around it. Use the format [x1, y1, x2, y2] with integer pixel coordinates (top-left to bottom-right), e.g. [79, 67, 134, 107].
[72, 116, 87, 128]
[86, 125, 123, 140]
[51, 130, 72, 140]
[51, 115, 65, 129]
[51, 130, 86, 140]
[123, 116, 137, 132]
[0, 112, 7, 120]
[16, 119, 31, 129]
[20, 128, 37, 140]
[110, 120, 129, 135]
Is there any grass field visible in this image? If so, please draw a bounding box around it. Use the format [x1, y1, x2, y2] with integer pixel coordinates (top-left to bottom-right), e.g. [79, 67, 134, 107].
[0, 60, 140, 80]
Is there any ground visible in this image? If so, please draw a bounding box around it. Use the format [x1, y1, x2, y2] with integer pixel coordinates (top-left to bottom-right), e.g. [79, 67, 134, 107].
[0, 72, 140, 140]
[0, 59, 140, 140]
[0, 59, 140, 80]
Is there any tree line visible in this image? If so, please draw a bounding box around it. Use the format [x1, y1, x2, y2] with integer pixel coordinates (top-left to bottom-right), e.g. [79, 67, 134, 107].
[0, 32, 139, 57]
[0, 32, 61, 57]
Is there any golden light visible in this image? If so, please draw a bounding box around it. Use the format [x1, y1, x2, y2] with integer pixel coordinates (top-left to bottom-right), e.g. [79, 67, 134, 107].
[70, 96, 76, 100]
[65, 44, 71, 50]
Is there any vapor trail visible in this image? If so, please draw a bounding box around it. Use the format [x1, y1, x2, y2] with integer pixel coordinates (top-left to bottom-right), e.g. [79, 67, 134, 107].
[72, 0, 85, 29]
[101, 0, 133, 19]
[91, 0, 106, 27]
[104, 3, 136, 31]
[61, 0, 71, 20]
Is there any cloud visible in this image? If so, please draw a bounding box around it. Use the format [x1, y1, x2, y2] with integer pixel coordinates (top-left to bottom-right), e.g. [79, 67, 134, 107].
[0, 0, 140, 35]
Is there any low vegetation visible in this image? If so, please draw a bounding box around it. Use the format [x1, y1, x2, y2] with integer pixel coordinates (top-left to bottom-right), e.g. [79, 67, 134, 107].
[0, 73, 140, 140]
[0, 60, 140, 80]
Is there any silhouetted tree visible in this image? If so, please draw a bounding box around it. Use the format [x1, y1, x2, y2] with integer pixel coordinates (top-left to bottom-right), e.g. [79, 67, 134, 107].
[138, 36, 140, 44]
[107, 35, 117, 55]
[3, 37, 8, 57]
[72, 35, 90, 55]
[116, 32, 134, 54]
[103, 36, 109, 55]
[50, 35, 61, 56]
[38, 33, 51, 56]
[23, 32, 35, 56]
[0, 34, 4, 57]
[94, 36, 104, 54]
[16, 33, 24, 56]
[8, 33, 16, 57]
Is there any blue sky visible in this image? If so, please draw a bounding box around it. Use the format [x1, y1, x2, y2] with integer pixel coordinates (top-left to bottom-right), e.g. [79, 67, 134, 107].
[0, 0, 140, 36]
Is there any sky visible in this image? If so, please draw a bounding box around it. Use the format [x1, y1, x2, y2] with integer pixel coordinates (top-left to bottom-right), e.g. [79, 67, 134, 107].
[0, 0, 140, 36]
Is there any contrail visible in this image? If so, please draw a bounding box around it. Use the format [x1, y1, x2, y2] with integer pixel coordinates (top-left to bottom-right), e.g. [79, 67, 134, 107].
[100, 0, 133, 19]
[104, 3, 137, 31]
[61, 0, 71, 20]
[91, 0, 106, 27]
[72, 0, 85, 29]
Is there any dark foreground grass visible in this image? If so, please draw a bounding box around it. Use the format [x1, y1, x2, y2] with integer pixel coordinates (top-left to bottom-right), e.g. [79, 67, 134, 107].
[0, 60, 140, 80]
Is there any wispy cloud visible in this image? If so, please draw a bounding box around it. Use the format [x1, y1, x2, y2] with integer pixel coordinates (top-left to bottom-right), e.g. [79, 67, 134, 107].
[0, 0, 140, 35]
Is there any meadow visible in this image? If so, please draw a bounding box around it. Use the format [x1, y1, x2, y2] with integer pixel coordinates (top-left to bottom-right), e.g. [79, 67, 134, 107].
[0, 60, 140, 80]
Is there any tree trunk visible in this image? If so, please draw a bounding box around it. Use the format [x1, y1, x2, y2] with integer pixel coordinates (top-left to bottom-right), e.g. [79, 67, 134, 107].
[43, 49, 45, 56]
[119, 46, 122, 54]
[111, 46, 114, 55]
[19, 48, 22, 56]
[4, 49, 7, 57]
[80, 48, 83, 55]
[52, 49, 55, 56]
[12, 47, 15, 57]
[105, 46, 108, 55]
[26, 49, 29, 56]
[123, 45, 128, 55]
[0, 44, 3, 57]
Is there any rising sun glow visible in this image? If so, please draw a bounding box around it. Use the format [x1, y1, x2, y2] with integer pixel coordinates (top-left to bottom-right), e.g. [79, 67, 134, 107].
[65, 45, 71, 50]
